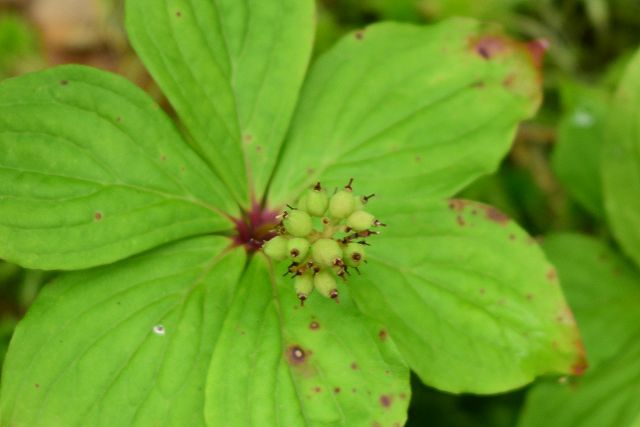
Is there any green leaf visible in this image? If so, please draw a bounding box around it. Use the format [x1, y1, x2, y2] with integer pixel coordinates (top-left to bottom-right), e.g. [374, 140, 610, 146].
[552, 82, 609, 218]
[0, 236, 245, 427]
[125, 0, 314, 205]
[519, 234, 640, 427]
[269, 19, 543, 208]
[205, 255, 410, 426]
[519, 334, 640, 427]
[0, 66, 236, 270]
[542, 234, 640, 367]
[349, 199, 585, 394]
[603, 48, 640, 268]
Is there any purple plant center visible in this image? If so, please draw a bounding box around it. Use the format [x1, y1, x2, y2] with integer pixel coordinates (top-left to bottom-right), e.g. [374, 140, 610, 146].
[233, 202, 280, 252]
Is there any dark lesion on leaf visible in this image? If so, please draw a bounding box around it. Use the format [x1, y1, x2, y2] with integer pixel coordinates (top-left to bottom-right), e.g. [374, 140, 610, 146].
[286, 345, 307, 365]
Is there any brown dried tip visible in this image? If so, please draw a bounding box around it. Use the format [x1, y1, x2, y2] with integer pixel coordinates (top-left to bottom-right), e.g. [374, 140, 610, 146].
[352, 252, 362, 261]
[345, 178, 354, 191]
[291, 249, 300, 258]
[330, 289, 339, 302]
[298, 294, 307, 306]
[363, 193, 375, 202]
[313, 182, 322, 191]
[373, 220, 387, 227]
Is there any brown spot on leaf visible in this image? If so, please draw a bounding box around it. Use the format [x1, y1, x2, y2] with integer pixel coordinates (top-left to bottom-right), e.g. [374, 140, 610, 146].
[350, 362, 358, 370]
[547, 268, 557, 282]
[306, 168, 315, 175]
[378, 329, 388, 341]
[471, 36, 507, 60]
[456, 215, 466, 226]
[60, 80, 68, 86]
[313, 386, 322, 393]
[334, 387, 341, 394]
[509, 233, 516, 240]
[479, 288, 486, 295]
[116, 116, 122, 123]
[160, 155, 167, 161]
[502, 73, 516, 88]
[309, 321, 320, 330]
[94, 212, 103, 221]
[485, 206, 509, 225]
[34, 384, 40, 388]
[399, 392, 407, 400]
[448, 199, 469, 212]
[526, 293, 534, 301]
[287, 346, 307, 365]
[176, 11, 182, 17]
[372, 423, 382, 427]
[354, 30, 365, 40]
[572, 340, 588, 376]
[380, 395, 393, 408]
[525, 39, 549, 69]
[471, 81, 485, 88]
[571, 360, 588, 376]
[415, 155, 422, 163]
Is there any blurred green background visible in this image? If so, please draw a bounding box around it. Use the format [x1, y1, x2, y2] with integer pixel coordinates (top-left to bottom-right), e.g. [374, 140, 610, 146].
[1, 0, 639, 425]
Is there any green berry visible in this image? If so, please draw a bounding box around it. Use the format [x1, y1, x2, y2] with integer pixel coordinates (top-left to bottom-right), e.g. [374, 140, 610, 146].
[329, 190, 356, 219]
[305, 187, 329, 217]
[287, 237, 309, 262]
[263, 236, 288, 261]
[344, 243, 365, 267]
[296, 193, 308, 212]
[294, 274, 314, 303]
[313, 271, 338, 299]
[311, 238, 342, 268]
[346, 210, 375, 232]
[283, 210, 312, 237]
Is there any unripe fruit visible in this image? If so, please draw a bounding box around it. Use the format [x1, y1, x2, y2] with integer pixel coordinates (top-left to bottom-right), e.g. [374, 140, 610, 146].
[305, 188, 329, 217]
[263, 236, 288, 261]
[296, 193, 308, 212]
[294, 274, 314, 303]
[311, 238, 342, 268]
[329, 190, 356, 219]
[346, 210, 375, 232]
[287, 237, 310, 262]
[313, 271, 338, 299]
[283, 210, 312, 237]
[344, 243, 365, 267]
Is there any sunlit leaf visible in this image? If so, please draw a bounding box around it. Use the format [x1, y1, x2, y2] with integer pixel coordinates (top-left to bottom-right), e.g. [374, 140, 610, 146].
[205, 255, 410, 426]
[349, 199, 585, 393]
[0, 237, 244, 427]
[269, 19, 543, 209]
[126, 0, 314, 205]
[0, 66, 235, 270]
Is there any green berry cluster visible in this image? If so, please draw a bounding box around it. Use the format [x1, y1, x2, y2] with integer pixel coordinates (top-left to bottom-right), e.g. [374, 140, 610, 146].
[262, 179, 384, 305]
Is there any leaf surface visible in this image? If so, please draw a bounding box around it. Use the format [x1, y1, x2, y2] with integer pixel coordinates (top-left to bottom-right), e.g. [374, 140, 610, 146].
[0, 66, 235, 270]
[519, 234, 640, 427]
[553, 82, 608, 218]
[126, 0, 314, 204]
[0, 236, 245, 427]
[349, 199, 585, 393]
[602, 48, 640, 267]
[269, 19, 543, 208]
[205, 255, 410, 427]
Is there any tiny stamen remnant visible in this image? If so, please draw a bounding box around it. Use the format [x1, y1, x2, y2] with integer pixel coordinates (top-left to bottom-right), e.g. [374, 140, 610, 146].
[261, 179, 384, 305]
